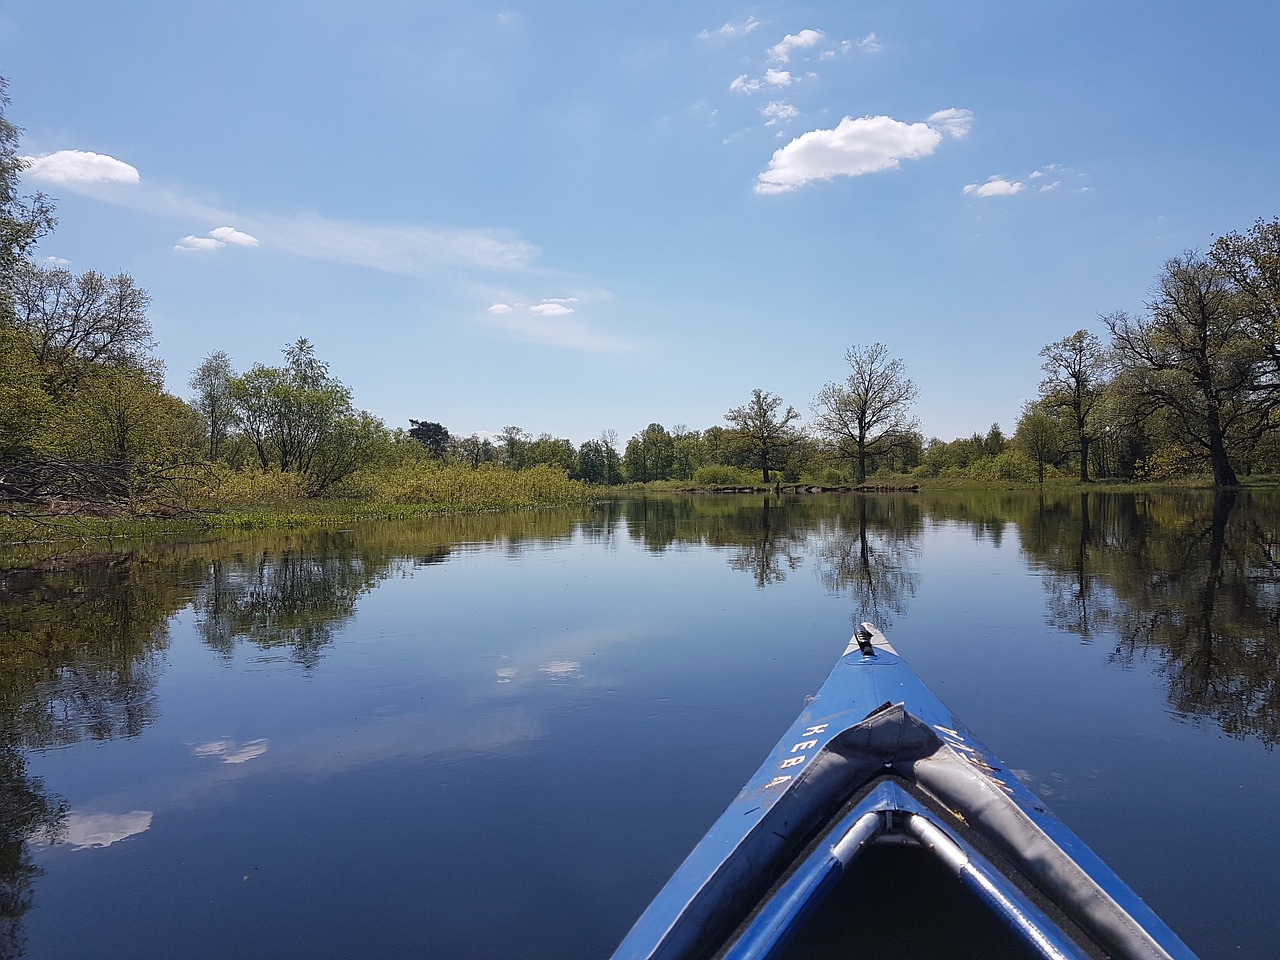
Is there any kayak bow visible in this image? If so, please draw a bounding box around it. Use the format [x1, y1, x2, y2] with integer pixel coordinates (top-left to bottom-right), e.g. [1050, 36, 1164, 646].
[611, 624, 1199, 960]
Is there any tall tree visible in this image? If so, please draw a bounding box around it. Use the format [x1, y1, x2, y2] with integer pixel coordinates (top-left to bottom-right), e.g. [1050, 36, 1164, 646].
[0, 77, 57, 322]
[1210, 217, 1280, 380]
[498, 425, 529, 470]
[408, 420, 451, 458]
[1106, 252, 1277, 486]
[189, 351, 236, 459]
[724, 388, 801, 483]
[1015, 400, 1063, 484]
[599, 429, 621, 485]
[810, 343, 919, 483]
[228, 339, 381, 493]
[1039, 330, 1110, 482]
[9, 261, 154, 397]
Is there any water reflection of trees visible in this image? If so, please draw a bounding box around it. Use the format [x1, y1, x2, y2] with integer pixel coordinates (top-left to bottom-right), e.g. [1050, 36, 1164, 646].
[194, 544, 380, 668]
[619, 495, 922, 621]
[0, 509, 592, 954]
[813, 497, 922, 630]
[1020, 490, 1280, 746]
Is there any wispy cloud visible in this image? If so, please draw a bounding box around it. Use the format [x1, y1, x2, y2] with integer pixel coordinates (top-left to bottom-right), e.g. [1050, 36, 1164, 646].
[854, 33, 882, 54]
[21, 149, 140, 185]
[253, 212, 539, 275]
[699, 16, 760, 40]
[927, 108, 973, 139]
[756, 110, 971, 195]
[768, 29, 824, 63]
[762, 101, 799, 125]
[21, 146, 541, 278]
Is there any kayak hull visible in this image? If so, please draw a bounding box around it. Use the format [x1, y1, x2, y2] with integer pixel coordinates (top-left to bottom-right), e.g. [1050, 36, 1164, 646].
[610, 624, 1199, 960]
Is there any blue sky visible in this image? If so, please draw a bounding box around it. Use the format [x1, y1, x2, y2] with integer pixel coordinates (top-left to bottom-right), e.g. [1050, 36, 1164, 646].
[5, 1, 1279, 445]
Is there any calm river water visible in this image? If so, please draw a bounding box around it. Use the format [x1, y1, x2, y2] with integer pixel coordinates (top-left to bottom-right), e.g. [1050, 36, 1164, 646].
[2, 490, 1277, 959]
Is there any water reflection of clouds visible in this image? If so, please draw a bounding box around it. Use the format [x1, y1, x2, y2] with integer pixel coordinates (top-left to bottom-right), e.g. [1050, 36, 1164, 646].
[191, 738, 270, 764]
[61, 810, 153, 850]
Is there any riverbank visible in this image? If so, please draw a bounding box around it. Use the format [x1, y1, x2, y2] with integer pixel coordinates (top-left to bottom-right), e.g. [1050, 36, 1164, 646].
[3, 466, 1277, 545]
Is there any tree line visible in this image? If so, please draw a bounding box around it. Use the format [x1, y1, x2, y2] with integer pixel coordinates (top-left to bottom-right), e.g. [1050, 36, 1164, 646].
[3, 76, 1279, 500]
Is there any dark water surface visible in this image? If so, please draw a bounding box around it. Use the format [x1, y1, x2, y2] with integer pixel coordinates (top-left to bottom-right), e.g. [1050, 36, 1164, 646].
[2, 491, 1277, 959]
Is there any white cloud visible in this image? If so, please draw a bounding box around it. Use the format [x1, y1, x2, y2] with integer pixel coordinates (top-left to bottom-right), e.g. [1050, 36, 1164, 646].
[699, 16, 760, 39]
[531, 301, 573, 316]
[730, 74, 763, 94]
[768, 29, 824, 63]
[22, 149, 140, 185]
[963, 176, 1025, 198]
[176, 225, 260, 252]
[927, 108, 974, 139]
[762, 101, 799, 125]
[192, 738, 270, 763]
[756, 112, 962, 194]
[43, 255, 72, 267]
[209, 225, 259, 247]
[488, 303, 513, 314]
[856, 33, 882, 53]
[62, 811, 153, 850]
[177, 225, 261, 252]
[764, 68, 793, 86]
[176, 235, 223, 252]
[1040, 181, 1062, 192]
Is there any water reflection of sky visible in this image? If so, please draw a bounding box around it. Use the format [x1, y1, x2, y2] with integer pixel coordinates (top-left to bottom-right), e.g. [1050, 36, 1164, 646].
[14, 495, 1280, 960]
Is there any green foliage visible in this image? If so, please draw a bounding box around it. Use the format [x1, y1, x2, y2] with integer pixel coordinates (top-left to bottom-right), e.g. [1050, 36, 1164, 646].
[692, 464, 757, 486]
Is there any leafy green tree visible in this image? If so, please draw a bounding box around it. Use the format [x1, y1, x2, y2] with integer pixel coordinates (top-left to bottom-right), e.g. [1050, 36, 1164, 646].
[1015, 401, 1063, 484]
[0, 324, 52, 460]
[527, 433, 576, 471]
[624, 423, 675, 482]
[57, 366, 202, 467]
[724, 388, 801, 483]
[1039, 330, 1110, 481]
[670, 424, 701, 481]
[1211, 216, 1280, 389]
[228, 339, 382, 493]
[452, 433, 496, 468]
[811, 343, 919, 483]
[408, 420, 451, 458]
[1106, 253, 1277, 486]
[0, 77, 57, 322]
[575, 439, 607, 484]
[189, 350, 236, 459]
[498, 425, 529, 470]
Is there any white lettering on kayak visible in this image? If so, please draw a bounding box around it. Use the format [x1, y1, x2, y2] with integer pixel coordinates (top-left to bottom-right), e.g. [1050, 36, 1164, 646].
[765, 725, 831, 788]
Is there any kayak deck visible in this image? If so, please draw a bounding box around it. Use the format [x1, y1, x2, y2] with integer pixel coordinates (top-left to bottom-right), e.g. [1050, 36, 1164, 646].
[611, 624, 1199, 960]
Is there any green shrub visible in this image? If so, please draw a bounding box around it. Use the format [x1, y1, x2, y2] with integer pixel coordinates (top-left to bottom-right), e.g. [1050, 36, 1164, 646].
[693, 465, 756, 486]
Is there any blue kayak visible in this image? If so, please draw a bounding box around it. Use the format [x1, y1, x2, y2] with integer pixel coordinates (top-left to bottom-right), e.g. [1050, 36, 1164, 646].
[611, 624, 1200, 960]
